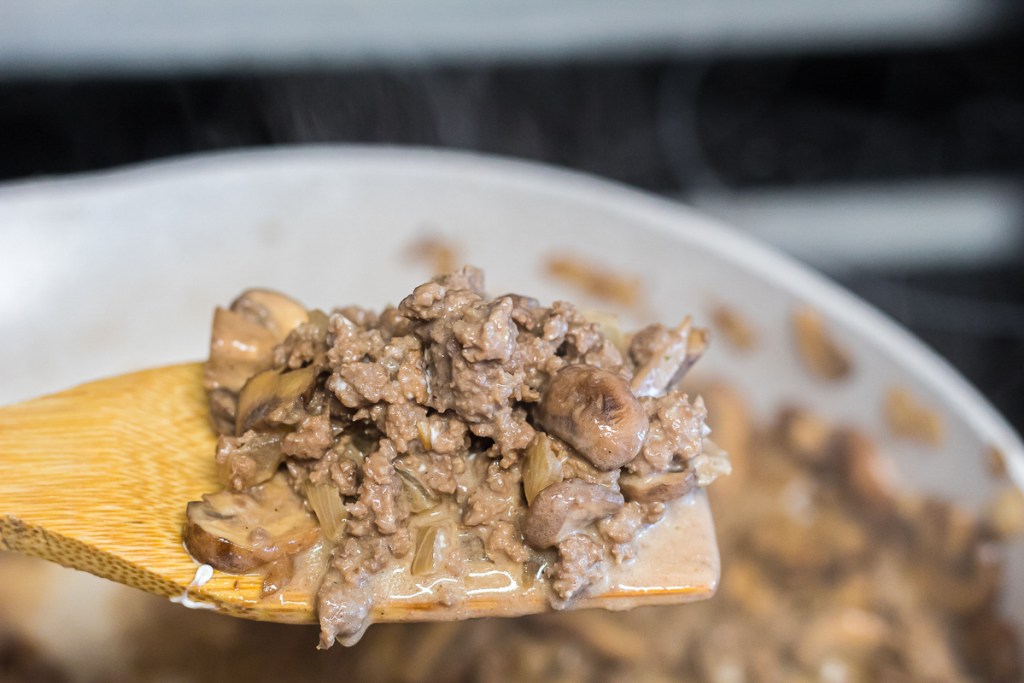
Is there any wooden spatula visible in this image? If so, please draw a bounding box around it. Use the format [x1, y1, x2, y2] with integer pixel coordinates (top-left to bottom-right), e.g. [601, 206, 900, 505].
[0, 364, 719, 625]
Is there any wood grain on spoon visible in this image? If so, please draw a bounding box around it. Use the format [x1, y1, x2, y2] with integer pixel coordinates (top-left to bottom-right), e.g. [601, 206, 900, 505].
[0, 363, 719, 624]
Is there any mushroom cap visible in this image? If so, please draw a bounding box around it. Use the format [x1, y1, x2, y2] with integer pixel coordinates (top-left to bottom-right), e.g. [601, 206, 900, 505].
[522, 479, 624, 549]
[537, 365, 648, 471]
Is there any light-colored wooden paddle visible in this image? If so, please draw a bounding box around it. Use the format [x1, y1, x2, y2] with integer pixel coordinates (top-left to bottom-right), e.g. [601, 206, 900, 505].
[0, 363, 719, 625]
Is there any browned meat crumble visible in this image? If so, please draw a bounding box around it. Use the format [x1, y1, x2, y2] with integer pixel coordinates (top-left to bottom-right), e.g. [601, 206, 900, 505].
[186, 267, 729, 647]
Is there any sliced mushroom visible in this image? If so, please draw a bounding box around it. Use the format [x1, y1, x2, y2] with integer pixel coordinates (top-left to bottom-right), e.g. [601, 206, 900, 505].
[207, 387, 240, 436]
[215, 431, 284, 490]
[522, 479, 624, 549]
[204, 307, 281, 394]
[183, 473, 319, 573]
[537, 365, 648, 471]
[205, 292, 312, 431]
[618, 470, 696, 503]
[630, 317, 708, 398]
[231, 289, 309, 340]
[709, 304, 757, 351]
[985, 486, 1024, 540]
[236, 365, 319, 435]
[544, 255, 643, 309]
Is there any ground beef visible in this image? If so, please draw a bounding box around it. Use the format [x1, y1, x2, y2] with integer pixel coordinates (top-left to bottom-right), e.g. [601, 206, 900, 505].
[353, 441, 405, 536]
[485, 521, 531, 564]
[304, 449, 359, 496]
[282, 413, 334, 460]
[634, 391, 707, 474]
[317, 569, 374, 648]
[598, 502, 645, 562]
[627, 323, 672, 368]
[192, 267, 728, 648]
[463, 460, 522, 529]
[551, 534, 606, 602]
[274, 317, 329, 369]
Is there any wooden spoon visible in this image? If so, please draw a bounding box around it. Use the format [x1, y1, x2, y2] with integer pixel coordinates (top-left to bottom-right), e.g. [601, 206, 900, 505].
[0, 363, 719, 625]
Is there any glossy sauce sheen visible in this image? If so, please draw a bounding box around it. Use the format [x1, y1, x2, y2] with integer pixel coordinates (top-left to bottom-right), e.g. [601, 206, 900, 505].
[263, 490, 717, 639]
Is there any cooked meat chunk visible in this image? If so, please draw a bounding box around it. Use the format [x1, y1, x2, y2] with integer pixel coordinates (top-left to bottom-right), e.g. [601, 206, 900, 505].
[215, 431, 284, 491]
[551, 534, 606, 602]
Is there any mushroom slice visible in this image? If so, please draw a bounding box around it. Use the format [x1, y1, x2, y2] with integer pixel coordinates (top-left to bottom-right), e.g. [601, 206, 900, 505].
[618, 470, 696, 503]
[235, 365, 319, 435]
[522, 479, 624, 549]
[205, 307, 281, 394]
[231, 289, 310, 341]
[215, 431, 284, 491]
[537, 365, 648, 471]
[630, 317, 708, 398]
[183, 473, 319, 573]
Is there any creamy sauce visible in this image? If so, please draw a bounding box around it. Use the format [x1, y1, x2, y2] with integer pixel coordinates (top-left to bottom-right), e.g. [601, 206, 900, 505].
[259, 489, 717, 636]
[194, 272, 728, 647]
[169, 564, 218, 610]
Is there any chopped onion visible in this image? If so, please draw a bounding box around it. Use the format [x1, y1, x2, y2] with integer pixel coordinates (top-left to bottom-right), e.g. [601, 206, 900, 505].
[416, 420, 433, 451]
[522, 433, 564, 505]
[411, 525, 450, 576]
[235, 365, 318, 434]
[304, 482, 348, 543]
[582, 310, 628, 355]
[307, 309, 331, 342]
[521, 557, 548, 588]
[691, 438, 732, 487]
[395, 464, 440, 513]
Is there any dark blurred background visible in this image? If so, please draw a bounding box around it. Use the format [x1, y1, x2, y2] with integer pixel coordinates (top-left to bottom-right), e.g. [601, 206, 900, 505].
[2, 0, 1023, 431]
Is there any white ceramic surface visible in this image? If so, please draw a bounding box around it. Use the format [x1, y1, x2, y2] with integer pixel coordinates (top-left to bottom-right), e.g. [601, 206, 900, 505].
[1, 146, 1022, 675]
